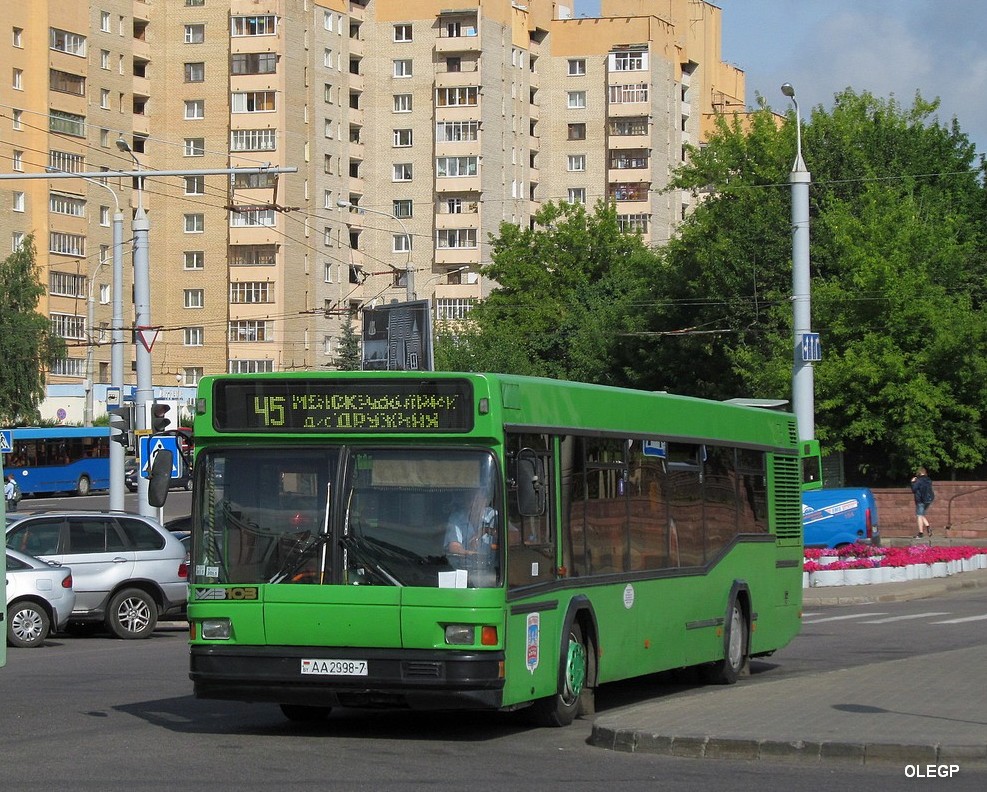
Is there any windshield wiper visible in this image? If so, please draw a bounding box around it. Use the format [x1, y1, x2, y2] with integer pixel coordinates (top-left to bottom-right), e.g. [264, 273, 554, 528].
[269, 533, 331, 584]
[339, 535, 403, 586]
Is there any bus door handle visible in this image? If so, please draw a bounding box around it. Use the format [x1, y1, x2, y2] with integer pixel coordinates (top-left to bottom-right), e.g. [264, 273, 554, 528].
[112, 556, 129, 564]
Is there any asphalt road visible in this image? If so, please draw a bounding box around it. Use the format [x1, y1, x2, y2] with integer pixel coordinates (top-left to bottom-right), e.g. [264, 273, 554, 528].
[6, 586, 987, 789]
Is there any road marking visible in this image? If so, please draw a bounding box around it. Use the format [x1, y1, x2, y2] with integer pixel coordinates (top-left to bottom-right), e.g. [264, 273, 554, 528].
[802, 613, 888, 624]
[930, 614, 987, 624]
[860, 612, 950, 624]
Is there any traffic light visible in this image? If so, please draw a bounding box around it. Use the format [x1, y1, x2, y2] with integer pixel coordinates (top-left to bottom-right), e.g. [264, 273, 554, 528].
[151, 402, 171, 433]
[108, 406, 131, 447]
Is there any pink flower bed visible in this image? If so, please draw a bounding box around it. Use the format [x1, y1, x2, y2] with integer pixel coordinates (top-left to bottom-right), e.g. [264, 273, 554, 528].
[804, 543, 987, 571]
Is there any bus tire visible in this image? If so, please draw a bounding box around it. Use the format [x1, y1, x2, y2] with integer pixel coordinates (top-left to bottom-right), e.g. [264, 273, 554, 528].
[76, 475, 91, 497]
[703, 599, 749, 685]
[280, 704, 332, 722]
[106, 588, 158, 639]
[530, 621, 589, 727]
[8, 601, 51, 648]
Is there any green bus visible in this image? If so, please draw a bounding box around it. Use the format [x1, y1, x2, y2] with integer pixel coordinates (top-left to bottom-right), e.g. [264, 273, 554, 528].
[186, 372, 805, 725]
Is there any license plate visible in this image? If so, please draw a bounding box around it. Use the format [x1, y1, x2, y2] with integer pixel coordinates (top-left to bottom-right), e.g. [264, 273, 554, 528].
[300, 658, 368, 676]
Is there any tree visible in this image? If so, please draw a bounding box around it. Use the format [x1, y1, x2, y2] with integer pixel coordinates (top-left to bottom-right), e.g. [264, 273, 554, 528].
[336, 315, 362, 370]
[0, 237, 66, 424]
[647, 89, 987, 483]
[435, 201, 661, 384]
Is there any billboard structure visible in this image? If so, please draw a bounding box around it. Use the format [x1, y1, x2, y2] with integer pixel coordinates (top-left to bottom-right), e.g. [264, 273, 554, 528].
[361, 300, 434, 371]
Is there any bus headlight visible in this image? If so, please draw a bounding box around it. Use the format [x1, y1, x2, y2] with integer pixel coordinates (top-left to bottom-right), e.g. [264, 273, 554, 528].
[201, 618, 232, 640]
[444, 625, 475, 645]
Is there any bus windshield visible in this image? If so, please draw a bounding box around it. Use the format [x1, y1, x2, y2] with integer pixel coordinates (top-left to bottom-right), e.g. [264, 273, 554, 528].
[194, 447, 501, 588]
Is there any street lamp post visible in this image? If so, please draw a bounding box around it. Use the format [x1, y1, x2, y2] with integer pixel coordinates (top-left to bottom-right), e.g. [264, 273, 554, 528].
[337, 199, 414, 301]
[117, 136, 154, 516]
[47, 167, 126, 510]
[781, 83, 815, 441]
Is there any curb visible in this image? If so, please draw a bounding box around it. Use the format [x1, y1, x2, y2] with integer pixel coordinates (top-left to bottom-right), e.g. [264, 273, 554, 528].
[802, 568, 987, 606]
[588, 727, 987, 766]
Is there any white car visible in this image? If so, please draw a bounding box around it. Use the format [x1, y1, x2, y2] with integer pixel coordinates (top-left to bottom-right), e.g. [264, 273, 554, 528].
[5, 548, 75, 648]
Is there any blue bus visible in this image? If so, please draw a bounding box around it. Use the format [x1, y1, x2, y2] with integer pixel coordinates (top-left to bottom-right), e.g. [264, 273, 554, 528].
[2, 427, 110, 497]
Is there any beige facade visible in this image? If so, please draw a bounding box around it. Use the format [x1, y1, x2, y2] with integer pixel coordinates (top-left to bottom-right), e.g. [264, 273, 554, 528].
[0, 0, 742, 413]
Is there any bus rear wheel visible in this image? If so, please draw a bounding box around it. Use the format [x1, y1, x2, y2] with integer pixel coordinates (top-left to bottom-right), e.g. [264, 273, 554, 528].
[280, 704, 332, 722]
[75, 475, 91, 497]
[702, 600, 749, 685]
[530, 622, 590, 727]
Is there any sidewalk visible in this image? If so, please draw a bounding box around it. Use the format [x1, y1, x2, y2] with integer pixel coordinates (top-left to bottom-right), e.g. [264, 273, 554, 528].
[590, 568, 987, 766]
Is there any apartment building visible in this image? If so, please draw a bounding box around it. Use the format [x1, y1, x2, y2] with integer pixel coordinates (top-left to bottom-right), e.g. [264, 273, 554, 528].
[0, 0, 742, 419]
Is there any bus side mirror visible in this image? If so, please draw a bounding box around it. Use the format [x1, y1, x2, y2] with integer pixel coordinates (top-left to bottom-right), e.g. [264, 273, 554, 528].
[516, 450, 545, 517]
[148, 449, 173, 508]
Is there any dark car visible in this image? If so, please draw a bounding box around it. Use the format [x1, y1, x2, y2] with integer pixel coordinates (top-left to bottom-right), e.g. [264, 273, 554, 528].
[125, 457, 192, 493]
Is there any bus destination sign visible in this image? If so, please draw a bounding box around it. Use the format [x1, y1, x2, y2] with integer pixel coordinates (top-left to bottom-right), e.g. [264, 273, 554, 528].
[213, 378, 475, 433]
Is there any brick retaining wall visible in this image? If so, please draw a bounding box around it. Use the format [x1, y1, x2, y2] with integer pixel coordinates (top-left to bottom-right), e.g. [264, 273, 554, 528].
[872, 481, 987, 540]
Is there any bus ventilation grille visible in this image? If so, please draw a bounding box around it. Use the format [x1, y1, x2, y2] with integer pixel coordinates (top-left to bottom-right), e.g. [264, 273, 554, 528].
[772, 454, 802, 543]
[787, 421, 799, 445]
[402, 661, 443, 679]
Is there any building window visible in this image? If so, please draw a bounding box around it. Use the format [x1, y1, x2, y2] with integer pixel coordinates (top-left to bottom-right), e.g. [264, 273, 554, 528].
[184, 24, 204, 44]
[48, 192, 86, 216]
[231, 15, 278, 37]
[184, 213, 204, 233]
[230, 208, 277, 227]
[436, 229, 478, 249]
[12, 150, 23, 171]
[50, 312, 86, 340]
[12, 27, 23, 47]
[609, 149, 649, 169]
[12, 191, 25, 212]
[567, 91, 586, 109]
[184, 327, 204, 346]
[184, 251, 204, 270]
[617, 213, 650, 233]
[183, 367, 203, 385]
[611, 50, 647, 71]
[231, 129, 276, 151]
[100, 88, 110, 108]
[393, 129, 412, 147]
[233, 172, 277, 190]
[393, 59, 412, 78]
[228, 359, 274, 374]
[49, 28, 87, 57]
[567, 188, 586, 204]
[184, 289, 204, 309]
[567, 59, 586, 76]
[12, 109, 22, 129]
[184, 137, 205, 156]
[99, 205, 110, 225]
[100, 12, 111, 33]
[49, 272, 87, 297]
[49, 232, 85, 256]
[323, 262, 334, 283]
[567, 123, 586, 141]
[393, 233, 411, 254]
[567, 154, 586, 172]
[229, 320, 273, 342]
[436, 87, 478, 107]
[392, 163, 413, 182]
[436, 156, 478, 177]
[231, 52, 277, 75]
[49, 111, 86, 137]
[608, 84, 649, 104]
[436, 120, 479, 142]
[184, 62, 205, 82]
[229, 245, 277, 266]
[435, 297, 476, 321]
[231, 91, 276, 112]
[393, 24, 412, 42]
[184, 175, 205, 195]
[184, 100, 205, 119]
[393, 199, 413, 219]
[609, 117, 649, 136]
[393, 94, 412, 113]
[230, 281, 273, 304]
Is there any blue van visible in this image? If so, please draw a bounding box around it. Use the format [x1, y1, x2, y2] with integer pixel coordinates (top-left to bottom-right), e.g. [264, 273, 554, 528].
[802, 487, 879, 548]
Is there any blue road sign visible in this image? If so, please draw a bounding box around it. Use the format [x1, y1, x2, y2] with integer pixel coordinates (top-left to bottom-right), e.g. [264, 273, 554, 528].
[643, 440, 667, 458]
[0, 430, 12, 454]
[801, 332, 822, 363]
[139, 435, 183, 479]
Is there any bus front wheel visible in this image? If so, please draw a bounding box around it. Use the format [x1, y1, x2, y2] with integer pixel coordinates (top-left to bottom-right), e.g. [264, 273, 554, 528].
[530, 621, 590, 727]
[702, 600, 749, 685]
[75, 475, 91, 497]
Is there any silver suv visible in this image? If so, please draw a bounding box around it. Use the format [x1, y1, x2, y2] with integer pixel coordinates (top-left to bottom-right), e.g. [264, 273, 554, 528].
[5, 511, 187, 639]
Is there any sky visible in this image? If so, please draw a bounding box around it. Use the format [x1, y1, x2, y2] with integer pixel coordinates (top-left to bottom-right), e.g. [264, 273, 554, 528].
[573, 0, 987, 159]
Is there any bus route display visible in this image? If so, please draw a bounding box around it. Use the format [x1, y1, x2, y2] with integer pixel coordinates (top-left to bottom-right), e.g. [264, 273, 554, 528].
[213, 378, 475, 433]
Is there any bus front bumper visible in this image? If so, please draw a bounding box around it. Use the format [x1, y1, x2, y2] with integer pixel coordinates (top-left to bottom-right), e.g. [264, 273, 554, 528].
[190, 645, 506, 711]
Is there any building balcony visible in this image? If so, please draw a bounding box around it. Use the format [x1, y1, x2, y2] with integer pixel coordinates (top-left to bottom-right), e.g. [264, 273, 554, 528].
[607, 134, 650, 149]
[435, 34, 481, 54]
[434, 70, 478, 89]
[435, 211, 478, 230]
[229, 72, 280, 92]
[434, 247, 481, 266]
[229, 224, 282, 246]
[435, 175, 481, 194]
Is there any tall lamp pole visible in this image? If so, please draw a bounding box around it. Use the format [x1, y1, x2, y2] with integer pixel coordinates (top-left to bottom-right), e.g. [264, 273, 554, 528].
[337, 199, 414, 301]
[117, 136, 154, 516]
[781, 83, 815, 441]
[48, 168, 126, 510]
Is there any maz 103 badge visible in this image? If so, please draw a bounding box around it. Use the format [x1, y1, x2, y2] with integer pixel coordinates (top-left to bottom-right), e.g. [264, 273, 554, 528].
[194, 586, 258, 601]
